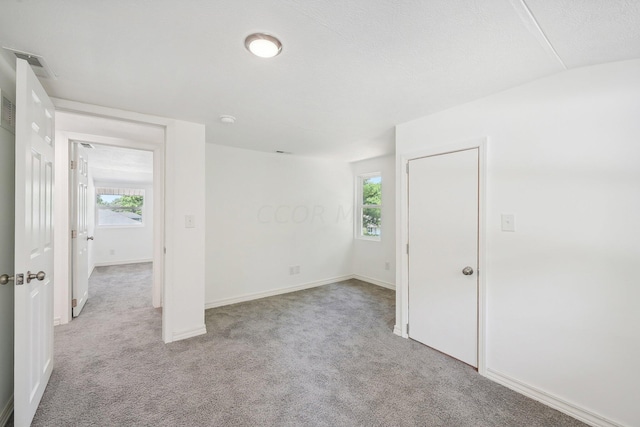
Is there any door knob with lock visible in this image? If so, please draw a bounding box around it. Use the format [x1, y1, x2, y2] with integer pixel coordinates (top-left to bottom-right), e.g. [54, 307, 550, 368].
[1, 273, 24, 285]
[462, 266, 474, 276]
[26, 271, 46, 283]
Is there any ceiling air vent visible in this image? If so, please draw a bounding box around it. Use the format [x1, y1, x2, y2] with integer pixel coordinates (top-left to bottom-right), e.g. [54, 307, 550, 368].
[0, 90, 16, 134]
[3, 47, 57, 80]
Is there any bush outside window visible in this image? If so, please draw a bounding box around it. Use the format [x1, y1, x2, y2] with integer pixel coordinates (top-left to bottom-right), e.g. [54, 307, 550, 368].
[96, 188, 144, 226]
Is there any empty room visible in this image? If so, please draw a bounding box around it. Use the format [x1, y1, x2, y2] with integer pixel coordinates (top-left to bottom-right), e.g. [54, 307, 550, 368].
[0, 1, 638, 427]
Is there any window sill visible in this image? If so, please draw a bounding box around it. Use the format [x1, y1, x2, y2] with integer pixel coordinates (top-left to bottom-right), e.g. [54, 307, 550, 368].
[356, 236, 381, 242]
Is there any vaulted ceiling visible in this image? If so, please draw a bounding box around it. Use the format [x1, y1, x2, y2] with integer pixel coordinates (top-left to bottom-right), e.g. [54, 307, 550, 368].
[1, 0, 639, 161]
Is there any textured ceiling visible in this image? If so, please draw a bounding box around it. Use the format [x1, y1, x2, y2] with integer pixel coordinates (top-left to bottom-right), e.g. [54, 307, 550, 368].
[56, 111, 157, 184]
[1, 0, 639, 161]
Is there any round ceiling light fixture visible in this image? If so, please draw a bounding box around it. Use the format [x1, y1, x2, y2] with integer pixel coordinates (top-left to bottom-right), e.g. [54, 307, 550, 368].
[245, 33, 282, 58]
[219, 115, 236, 124]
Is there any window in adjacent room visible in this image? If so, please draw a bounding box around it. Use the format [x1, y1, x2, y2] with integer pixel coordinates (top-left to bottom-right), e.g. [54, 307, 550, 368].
[357, 173, 381, 240]
[96, 187, 145, 226]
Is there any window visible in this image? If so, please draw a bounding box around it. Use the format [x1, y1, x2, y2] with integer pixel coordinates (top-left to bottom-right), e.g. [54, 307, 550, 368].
[96, 188, 145, 226]
[357, 173, 381, 240]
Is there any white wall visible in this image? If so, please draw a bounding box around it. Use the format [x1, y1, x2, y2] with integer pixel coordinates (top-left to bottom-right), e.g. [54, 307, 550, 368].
[0, 52, 16, 425]
[351, 155, 396, 288]
[205, 145, 354, 306]
[396, 59, 640, 427]
[163, 120, 206, 341]
[92, 181, 153, 266]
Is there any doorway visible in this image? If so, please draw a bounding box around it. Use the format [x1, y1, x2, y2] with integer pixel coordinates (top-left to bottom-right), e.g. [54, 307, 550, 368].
[70, 141, 155, 318]
[54, 111, 165, 326]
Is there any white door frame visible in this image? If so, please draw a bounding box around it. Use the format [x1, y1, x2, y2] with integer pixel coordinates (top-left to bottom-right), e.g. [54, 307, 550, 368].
[65, 132, 160, 309]
[396, 136, 487, 374]
[51, 99, 167, 339]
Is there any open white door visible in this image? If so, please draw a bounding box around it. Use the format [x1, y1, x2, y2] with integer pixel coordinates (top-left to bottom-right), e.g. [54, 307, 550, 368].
[72, 142, 90, 317]
[14, 58, 55, 427]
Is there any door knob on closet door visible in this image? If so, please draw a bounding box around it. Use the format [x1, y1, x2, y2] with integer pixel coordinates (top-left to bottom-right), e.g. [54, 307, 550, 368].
[0, 274, 14, 285]
[26, 271, 46, 283]
[87, 236, 94, 241]
[462, 266, 474, 276]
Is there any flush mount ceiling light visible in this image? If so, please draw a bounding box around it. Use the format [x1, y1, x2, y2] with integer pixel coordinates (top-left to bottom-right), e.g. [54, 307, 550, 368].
[245, 33, 282, 58]
[220, 115, 236, 124]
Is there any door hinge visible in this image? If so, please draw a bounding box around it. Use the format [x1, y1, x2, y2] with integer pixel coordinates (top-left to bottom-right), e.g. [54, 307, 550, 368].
[406, 163, 409, 174]
[406, 243, 409, 254]
[72, 298, 78, 308]
[70, 160, 76, 170]
[71, 230, 77, 239]
[406, 323, 409, 334]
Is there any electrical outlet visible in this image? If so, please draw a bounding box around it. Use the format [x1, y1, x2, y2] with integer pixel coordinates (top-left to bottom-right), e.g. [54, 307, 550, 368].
[109, 249, 115, 255]
[289, 266, 300, 275]
[385, 261, 390, 271]
[295, 266, 300, 274]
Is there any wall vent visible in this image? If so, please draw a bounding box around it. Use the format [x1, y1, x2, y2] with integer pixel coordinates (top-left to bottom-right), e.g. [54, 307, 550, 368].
[0, 89, 16, 134]
[80, 142, 95, 149]
[3, 47, 57, 80]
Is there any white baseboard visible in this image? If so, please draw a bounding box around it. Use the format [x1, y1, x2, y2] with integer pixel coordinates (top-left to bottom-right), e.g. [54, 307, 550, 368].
[0, 395, 12, 427]
[485, 368, 625, 427]
[89, 264, 95, 278]
[205, 275, 353, 309]
[393, 325, 403, 336]
[352, 274, 395, 290]
[93, 258, 153, 267]
[53, 316, 61, 326]
[171, 325, 207, 342]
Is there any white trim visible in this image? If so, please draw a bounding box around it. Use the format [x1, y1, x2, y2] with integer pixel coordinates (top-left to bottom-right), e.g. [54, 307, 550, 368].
[486, 369, 625, 427]
[352, 274, 395, 290]
[171, 325, 207, 342]
[53, 317, 61, 326]
[0, 396, 12, 427]
[93, 258, 153, 268]
[205, 275, 353, 309]
[393, 325, 403, 336]
[398, 137, 487, 374]
[206, 275, 395, 310]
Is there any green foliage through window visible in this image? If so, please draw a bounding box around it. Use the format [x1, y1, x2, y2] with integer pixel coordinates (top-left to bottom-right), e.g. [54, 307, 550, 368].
[360, 175, 381, 238]
[97, 191, 144, 225]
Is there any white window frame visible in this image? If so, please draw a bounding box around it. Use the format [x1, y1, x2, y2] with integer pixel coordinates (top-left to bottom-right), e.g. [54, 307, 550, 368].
[356, 172, 382, 241]
[96, 187, 146, 228]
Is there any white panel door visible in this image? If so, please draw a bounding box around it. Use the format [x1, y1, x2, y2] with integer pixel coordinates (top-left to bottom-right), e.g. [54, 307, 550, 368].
[72, 142, 90, 317]
[14, 59, 55, 427]
[408, 148, 478, 367]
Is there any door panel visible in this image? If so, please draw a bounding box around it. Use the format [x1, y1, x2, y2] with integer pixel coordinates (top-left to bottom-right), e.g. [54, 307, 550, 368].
[14, 58, 54, 427]
[72, 142, 89, 317]
[408, 148, 478, 367]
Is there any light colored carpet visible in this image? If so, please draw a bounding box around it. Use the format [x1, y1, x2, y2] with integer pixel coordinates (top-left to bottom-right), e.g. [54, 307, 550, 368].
[29, 263, 586, 426]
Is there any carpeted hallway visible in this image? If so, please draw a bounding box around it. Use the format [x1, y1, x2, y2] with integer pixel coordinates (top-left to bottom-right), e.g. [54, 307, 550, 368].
[30, 263, 585, 426]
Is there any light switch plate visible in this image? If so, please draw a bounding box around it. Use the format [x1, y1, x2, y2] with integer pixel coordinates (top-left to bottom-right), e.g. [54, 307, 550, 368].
[185, 215, 195, 228]
[501, 214, 515, 232]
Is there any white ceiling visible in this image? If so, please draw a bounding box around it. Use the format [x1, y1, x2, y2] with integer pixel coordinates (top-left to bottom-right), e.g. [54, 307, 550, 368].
[57, 111, 157, 184]
[1, 0, 639, 161]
